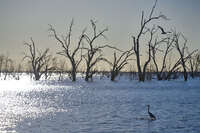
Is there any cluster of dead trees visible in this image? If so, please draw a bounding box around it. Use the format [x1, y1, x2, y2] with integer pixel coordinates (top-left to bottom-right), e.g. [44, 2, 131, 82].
[1, 0, 199, 82]
[0, 54, 23, 80]
[131, 0, 198, 81]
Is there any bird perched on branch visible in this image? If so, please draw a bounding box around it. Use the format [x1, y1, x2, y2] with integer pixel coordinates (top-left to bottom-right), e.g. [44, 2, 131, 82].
[157, 25, 171, 34]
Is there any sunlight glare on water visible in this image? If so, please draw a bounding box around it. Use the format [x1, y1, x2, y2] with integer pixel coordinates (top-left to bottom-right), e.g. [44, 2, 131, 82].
[0, 77, 32, 91]
[0, 77, 76, 133]
[0, 78, 200, 133]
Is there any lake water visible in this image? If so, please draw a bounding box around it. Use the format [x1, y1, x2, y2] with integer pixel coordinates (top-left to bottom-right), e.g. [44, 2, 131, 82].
[0, 79, 200, 133]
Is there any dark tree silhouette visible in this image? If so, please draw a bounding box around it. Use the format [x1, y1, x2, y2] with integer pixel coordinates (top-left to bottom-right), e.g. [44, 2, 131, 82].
[44, 55, 56, 80]
[82, 20, 121, 81]
[174, 32, 188, 81]
[103, 48, 134, 81]
[23, 38, 51, 80]
[82, 20, 108, 81]
[151, 35, 174, 80]
[132, 0, 168, 81]
[3, 55, 13, 80]
[161, 31, 197, 80]
[0, 54, 4, 77]
[187, 51, 200, 78]
[173, 32, 197, 81]
[49, 19, 85, 81]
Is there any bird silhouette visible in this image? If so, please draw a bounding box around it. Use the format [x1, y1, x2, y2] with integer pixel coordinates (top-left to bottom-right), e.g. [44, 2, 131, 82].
[157, 25, 171, 34]
[147, 105, 156, 120]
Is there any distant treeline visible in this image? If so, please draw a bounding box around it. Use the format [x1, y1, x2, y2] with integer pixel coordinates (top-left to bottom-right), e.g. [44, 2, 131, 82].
[0, 70, 200, 81]
[0, 0, 200, 82]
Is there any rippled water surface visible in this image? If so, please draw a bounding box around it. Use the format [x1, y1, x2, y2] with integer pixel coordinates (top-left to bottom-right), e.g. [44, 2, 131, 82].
[0, 79, 200, 133]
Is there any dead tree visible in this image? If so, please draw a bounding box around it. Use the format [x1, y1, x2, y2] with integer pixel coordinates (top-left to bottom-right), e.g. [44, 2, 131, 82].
[194, 53, 200, 75]
[187, 51, 195, 78]
[14, 63, 22, 80]
[57, 59, 67, 81]
[3, 55, 13, 80]
[133, 25, 158, 81]
[173, 32, 197, 81]
[49, 20, 84, 81]
[174, 33, 187, 81]
[132, 0, 168, 81]
[103, 48, 134, 81]
[164, 48, 197, 80]
[82, 20, 121, 81]
[187, 51, 200, 78]
[0, 54, 4, 77]
[151, 35, 174, 80]
[23, 38, 51, 80]
[44, 55, 56, 80]
[194, 52, 200, 76]
[46, 57, 66, 80]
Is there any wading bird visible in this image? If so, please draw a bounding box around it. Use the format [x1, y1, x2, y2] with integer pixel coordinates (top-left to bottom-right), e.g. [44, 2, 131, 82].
[147, 105, 156, 120]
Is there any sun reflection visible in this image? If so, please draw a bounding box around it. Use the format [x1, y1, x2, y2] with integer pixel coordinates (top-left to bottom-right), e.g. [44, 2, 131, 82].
[0, 74, 77, 133]
[0, 76, 32, 91]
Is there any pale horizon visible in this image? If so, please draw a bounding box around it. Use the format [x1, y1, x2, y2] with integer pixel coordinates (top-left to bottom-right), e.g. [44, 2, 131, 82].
[0, 0, 200, 66]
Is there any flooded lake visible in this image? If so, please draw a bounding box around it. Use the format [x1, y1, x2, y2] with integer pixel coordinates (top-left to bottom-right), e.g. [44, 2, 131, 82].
[0, 79, 200, 133]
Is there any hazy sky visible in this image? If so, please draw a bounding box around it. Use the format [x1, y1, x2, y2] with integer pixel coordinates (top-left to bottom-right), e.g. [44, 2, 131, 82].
[0, 0, 200, 63]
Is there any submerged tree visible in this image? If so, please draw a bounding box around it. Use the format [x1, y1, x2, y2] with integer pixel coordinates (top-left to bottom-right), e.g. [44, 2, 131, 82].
[174, 32, 188, 81]
[173, 32, 197, 81]
[194, 53, 200, 74]
[187, 51, 200, 78]
[103, 48, 134, 81]
[132, 0, 168, 81]
[151, 35, 174, 80]
[3, 54, 13, 80]
[160, 31, 197, 81]
[44, 55, 56, 80]
[82, 20, 122, 81]
[57, 59, 68, 80]
[49, 19, 85, 81]
[23, 38, 51, 80]
[82, 20, 108, 81]
[0, 54, 4, 77]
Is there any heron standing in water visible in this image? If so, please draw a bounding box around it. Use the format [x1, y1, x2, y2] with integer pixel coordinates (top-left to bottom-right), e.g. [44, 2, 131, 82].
[147, 105, 156, 120]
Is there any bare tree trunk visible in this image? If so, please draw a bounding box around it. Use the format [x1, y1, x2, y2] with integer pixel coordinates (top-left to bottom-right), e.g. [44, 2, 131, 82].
[49, 19, 84, 82]
[85, 66, 90, 81]
[187, 49, 199, 79]
[103, 49, 133, 81]
[0, 55, 4, 77]
[34, 71, 40, 80]
[71, 64, 76, 82]
[82, 19, 109, 82]
[189, 57, 195, 79]
[174, 32, 188, 81]
[151, 36, 174, 80]
[194, 53, 200, 77]
[111, 71, 118, 81]
[23, 38, 51, 80]
[3, 55, 12, 80]
[132, 0, 167, 81]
